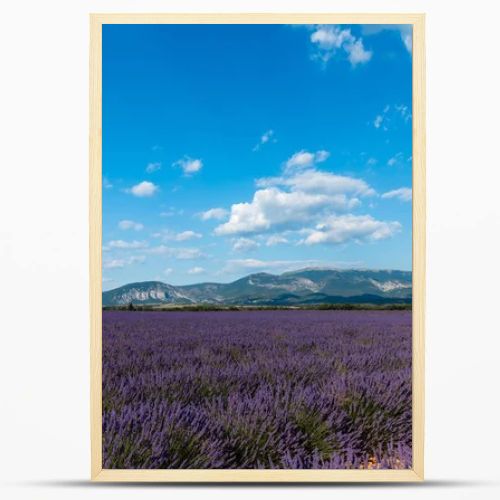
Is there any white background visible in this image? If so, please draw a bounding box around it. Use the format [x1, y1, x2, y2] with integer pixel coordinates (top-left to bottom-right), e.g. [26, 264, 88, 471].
[1, 0, 499, 499]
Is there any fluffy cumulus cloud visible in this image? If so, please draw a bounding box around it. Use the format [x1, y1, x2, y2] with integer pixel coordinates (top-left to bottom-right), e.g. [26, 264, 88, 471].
[213, 150, 401, 247]
[232, 237, 260, 252]
[258, 168, 375, 197]
[310, 25, 372, 66]
[283, 149, 330, 173]
[215, 188, 335, 235]
[118, 220, 144, 231]
[382, 187, 412, 202]
[302, 215, 401, 245]
[173, 156, 203, 176]
[215, 164, 375, 237]
[129, 181, 158, 197]
[199, 207, 229, 221]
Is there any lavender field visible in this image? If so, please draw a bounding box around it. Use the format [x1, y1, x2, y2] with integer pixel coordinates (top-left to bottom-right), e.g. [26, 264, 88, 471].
[103, 310, 412, 469]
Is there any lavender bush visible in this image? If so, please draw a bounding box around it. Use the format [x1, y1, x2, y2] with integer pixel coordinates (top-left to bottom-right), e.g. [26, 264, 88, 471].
[103, 310, 412, 469]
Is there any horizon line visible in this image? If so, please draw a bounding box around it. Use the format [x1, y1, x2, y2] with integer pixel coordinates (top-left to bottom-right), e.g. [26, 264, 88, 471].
[103, 266, 413, 292]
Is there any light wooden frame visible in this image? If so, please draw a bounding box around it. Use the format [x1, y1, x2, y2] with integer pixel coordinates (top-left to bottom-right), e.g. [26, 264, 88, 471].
[90, 13, 425, 482]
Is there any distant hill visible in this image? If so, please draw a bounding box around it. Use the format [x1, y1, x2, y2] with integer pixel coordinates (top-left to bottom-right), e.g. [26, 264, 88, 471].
[102, 268, 412, 307]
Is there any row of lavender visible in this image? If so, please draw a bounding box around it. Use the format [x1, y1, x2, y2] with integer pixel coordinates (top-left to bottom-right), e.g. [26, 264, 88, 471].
[102, 310, 412, 469]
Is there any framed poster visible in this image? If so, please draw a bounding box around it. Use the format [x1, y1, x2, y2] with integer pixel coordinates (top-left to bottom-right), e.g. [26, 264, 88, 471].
[90, 13, 425, 482]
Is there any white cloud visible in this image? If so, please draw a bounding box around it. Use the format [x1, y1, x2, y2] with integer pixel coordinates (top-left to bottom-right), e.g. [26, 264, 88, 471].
[361, 24, 412, 53]
[103, 255, 146, 269]
[164, 268, 173, 277]
[347, 39, 372, 65]
[146, 162, 161, 173]
[259, 169, 375, 197]
[215, 188, 333, 236]
[188, 266, 205, 275]
[285, 150, 314, 170]
[261, 130, 274, 144]
[387, 152, 404, 166]
[118, 220, 144, 231]
[173, 157, 203, 176]
[176, 248, 204, 260]
[147, 245, 204, 260]
[284, 149, 330, 172]
[129, 181, 158, 197]
[106, 240, 148, 250]
[266, 235, 289, 246]
[148, 245, 168, 254]
[232, 237, 260, 252]
[381, 187, 412, 202]
[103, 259, 125, 269]
[212, 149, 399, 252]
[373, 104, 411, 131]
[395, 104, 412, 122]
[311, 26, 350, 49]
[401, 31, 412, 52]
[217, 167, 376, 236]
[302, 214, 401, 245]
[174, 230, 202, 242]
[310, 25, 372, 66]
[160, 207, 184, 217]
[253, 129, 276, 151]
[103, 177, 113, 189]
[199, 207, 229, 221]
[153, 229, 202, 242]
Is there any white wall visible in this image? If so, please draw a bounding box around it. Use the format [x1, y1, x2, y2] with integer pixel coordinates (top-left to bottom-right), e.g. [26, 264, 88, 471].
[1, 1, 499, 499]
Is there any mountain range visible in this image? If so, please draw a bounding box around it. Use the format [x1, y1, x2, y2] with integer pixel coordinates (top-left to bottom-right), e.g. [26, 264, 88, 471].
[102, 268, 412, 307]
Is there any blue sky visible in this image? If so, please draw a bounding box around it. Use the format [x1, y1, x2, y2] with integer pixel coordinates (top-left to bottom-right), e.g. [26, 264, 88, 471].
[102, 24, 412, 290]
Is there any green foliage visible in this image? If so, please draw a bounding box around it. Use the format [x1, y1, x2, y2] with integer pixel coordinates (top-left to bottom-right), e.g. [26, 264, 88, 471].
[103, 303, 411, 312]
[293, 408, 338, 460]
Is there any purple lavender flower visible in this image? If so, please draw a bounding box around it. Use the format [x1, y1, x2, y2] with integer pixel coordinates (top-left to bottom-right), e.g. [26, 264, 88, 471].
[102, 310, 412, 469]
